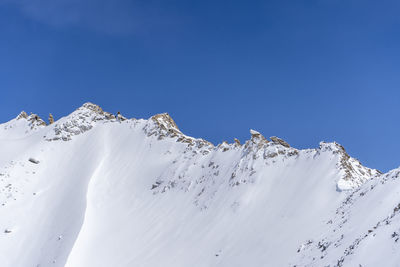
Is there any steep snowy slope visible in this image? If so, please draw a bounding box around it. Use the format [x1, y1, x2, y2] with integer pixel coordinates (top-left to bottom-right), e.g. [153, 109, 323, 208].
[295, 167, 400, 266]
[0, 102, 394, 267]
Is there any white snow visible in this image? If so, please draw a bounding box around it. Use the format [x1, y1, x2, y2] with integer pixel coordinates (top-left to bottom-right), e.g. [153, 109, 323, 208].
[0, 102, 395, 267]
[249, 129, 261, 136]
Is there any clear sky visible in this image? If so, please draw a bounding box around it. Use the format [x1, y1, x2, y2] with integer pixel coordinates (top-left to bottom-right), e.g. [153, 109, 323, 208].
[0, 0, 399, 172]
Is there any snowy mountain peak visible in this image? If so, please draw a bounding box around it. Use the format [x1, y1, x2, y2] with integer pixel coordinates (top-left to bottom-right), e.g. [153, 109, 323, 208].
[319, 140, 347, 153]
[0, 111, 46, 138]
[78, 102, 116, 120]
[318, 141, 381, 190]
[81, 102, 103, 112]
[249, 129, 268, 143]
[0, 102, 396, 267]
[43, 103, 119, 141]
[249, 128, 262, 137]
[150, 113, 180, 133]
[144, 112, 214, 151]
[17, 111, 47, 128]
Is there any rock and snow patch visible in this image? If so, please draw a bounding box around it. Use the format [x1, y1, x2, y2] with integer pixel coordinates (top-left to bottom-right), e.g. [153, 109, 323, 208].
[319, 142, 380, 191]
[294, 167, 400, 266]
[44, 102, 122, 141]
[0, 111, 46, 139]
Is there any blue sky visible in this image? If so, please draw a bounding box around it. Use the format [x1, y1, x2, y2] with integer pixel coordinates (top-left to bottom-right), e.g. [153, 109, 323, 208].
[0, 0, 399, 172]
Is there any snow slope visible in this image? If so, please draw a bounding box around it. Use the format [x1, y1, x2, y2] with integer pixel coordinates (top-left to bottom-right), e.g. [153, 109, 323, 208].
[0, 102, 396, 267]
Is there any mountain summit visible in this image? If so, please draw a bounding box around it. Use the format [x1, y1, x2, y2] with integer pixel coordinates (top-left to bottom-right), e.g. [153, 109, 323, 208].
[0, 103, 397, 267]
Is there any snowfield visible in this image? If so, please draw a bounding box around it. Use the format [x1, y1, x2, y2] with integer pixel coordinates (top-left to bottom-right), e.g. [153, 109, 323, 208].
[0, 103, 398, 267]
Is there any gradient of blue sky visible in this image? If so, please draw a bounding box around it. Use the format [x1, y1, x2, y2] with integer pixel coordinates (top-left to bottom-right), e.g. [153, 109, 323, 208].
[0, 0, 399, 172]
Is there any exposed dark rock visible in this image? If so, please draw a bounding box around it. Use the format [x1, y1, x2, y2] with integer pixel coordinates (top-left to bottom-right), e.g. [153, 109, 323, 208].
[29, 158, 40, 164]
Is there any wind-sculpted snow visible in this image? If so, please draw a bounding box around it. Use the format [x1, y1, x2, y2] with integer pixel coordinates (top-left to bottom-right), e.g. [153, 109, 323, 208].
[0, 102, 394, 267]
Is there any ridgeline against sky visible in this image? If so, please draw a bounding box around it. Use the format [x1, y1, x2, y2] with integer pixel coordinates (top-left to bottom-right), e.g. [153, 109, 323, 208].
[0, 0, 399, 172]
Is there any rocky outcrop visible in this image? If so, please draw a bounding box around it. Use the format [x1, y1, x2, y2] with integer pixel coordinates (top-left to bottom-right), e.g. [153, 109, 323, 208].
[250, 129, 266, 141]
[81, 102, 116, 120]
[116, 112, 127, 121]
[218, 141, 230, 152]
[144, 113, 181, 140]
[45, 102, 118, 141]
[48, 114, 54, 124]
[319, 142, 381, 190]
[151, 113, 180, 132]
[234, 138, 241, 146]
[0, 111, 46, 137]
[16, 111, 28, 120]
[17, 112, 47, 129]
[270, 136, 290, 148]
[245, 129, 269, 151]
[16, 111, 46, 128]
[142, 112, 214, 154]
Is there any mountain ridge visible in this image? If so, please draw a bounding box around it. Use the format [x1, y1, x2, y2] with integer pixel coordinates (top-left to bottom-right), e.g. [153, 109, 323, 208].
[0, 102, 397, 267]
[2, 101, 381, 170]
[2, 102, 381, 191]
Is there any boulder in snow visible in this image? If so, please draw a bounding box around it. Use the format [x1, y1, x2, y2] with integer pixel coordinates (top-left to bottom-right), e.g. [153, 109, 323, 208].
[28, 158, 40, 164]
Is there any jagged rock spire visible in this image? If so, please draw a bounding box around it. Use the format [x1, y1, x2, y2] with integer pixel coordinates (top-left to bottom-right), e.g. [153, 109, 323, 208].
[250, 129, 268, 143]
[117, 111, 127, 121]
[48, 113, 54, 124]
[16, 111, 28, 120]
[234, 138, 241, 146]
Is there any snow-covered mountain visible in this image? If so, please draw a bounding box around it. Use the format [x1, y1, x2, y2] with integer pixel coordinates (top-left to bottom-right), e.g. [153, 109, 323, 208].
[0, 102, 397, 267]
